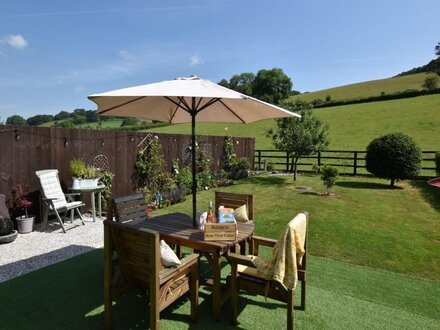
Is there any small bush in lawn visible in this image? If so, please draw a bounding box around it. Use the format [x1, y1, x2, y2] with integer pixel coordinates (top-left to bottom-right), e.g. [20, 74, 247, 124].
[229, 158, 250, 180]
[435, 152, 440, 176]
[365, 133, 421, 188]
[321, 165, 338, 194]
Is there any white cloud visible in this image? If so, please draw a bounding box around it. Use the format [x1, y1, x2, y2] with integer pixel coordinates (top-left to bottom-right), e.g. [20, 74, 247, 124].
[190, 54, 203, 66]
[119, 50, 136, 61]
[74, 86, 85, 94]
[3, 34, 28, 50]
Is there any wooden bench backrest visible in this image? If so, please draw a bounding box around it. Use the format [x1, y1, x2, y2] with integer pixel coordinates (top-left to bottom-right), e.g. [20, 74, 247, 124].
[104, 219, 159, 288]
[112, 193, 146, 223]
[215, 191, 254, 220]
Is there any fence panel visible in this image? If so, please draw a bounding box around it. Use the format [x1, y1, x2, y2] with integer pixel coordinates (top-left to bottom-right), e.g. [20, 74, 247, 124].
[0, 125, 254, 221]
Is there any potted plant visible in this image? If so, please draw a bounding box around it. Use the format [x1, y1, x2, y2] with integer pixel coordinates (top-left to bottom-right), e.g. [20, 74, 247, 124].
[8, 185, 34, 234]
[69, 158, 87, 189]
[69, 158, 98, 188]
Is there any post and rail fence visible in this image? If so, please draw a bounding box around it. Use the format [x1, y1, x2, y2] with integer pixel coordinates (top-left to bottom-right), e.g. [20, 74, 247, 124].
[254, 149, 438, 178]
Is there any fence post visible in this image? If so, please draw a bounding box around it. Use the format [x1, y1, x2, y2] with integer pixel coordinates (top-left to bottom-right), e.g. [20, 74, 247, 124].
[318, 151, 321, 167]
[353, 151, 358, 176]
[286, 151, 289, 172]
[258, 150, 261, 170]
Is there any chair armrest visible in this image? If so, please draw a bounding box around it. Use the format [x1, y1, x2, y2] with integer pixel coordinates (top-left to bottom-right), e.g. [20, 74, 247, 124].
[159, 253, 199, 284]
[42, 197, 59, 201]
[228, 253, 256, 268]
[252, 235, 277, 247]
[65, 193, 81, 197]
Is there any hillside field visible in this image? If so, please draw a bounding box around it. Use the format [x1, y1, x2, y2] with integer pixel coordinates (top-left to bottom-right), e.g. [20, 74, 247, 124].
[147, 94, 440, 151]
[292, 72, 433, 103]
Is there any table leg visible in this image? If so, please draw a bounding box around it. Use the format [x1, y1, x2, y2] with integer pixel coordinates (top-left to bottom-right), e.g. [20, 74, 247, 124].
[212, 250, 221, 321]
[91, 191, 96, 222]
[98, 190, 102, 219]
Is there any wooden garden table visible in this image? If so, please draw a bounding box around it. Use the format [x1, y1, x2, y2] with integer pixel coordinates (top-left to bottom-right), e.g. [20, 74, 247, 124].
[129, 212, 254, 321]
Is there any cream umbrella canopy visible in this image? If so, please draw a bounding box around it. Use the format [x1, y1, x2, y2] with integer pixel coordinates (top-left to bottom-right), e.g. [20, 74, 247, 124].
[88, 76, 300, 226]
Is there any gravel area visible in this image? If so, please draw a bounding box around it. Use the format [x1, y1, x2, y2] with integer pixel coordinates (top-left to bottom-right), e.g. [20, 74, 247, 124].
[0, 215, 104, 283]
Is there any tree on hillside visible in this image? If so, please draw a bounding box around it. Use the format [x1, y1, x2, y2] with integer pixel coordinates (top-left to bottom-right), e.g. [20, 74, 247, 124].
[54, 111, 71, 121]
[6, 115, 26, 126]
[365, 133, 421, 188]
[253, 68, 292, 105]
[218, 72, 255, 95]
[26, 114, 53, 126]
[436, 42, 440, 57]
[423, 74, 439, 90]
[218, 68, 293, 105]
[266, 100, 329, 180]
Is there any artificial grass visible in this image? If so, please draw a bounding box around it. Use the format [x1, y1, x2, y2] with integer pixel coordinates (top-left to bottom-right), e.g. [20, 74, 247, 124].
[0, 249, 438, 329]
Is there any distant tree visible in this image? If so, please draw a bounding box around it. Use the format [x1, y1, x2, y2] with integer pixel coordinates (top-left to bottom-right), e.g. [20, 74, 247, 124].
[436, 42, 440, 57]
[218, 79, 229, 88]
[121, 118, 139, 127]
[252, 68, 292, 105]
[6, 115, 26, 126]
[228, 73, 255, 95]
[54, 111, 71, 121]
[26, 114, 53, 126]
[365, 133, 421, 188]
[422, 74, 439, 90]
[266, 100, 329, 180]
[85, 110, 98, 123]
[73, 108, 86, 116]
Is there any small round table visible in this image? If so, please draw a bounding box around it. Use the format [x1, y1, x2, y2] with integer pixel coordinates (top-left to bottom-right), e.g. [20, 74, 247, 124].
[69, 185, 105, 222]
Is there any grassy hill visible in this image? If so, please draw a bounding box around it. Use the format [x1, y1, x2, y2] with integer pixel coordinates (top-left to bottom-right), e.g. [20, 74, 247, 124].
[292, 72, 432, 103]
[147, 94, 440, 151]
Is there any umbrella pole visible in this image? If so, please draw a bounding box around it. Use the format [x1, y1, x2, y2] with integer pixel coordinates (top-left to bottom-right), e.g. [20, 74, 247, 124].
[191, 108, 197, 227]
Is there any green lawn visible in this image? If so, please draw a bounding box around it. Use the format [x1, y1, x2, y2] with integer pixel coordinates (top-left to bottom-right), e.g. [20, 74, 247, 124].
[292, 72, 431, 102]
[147, 94, 440, 151]
[155, 175, 440, 281]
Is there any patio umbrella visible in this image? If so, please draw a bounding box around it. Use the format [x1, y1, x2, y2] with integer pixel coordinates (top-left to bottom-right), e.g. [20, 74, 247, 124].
[88, 75, 300, 227]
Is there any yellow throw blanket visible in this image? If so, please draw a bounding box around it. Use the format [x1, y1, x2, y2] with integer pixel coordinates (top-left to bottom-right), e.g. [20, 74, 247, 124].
[252, 213, 306, 290]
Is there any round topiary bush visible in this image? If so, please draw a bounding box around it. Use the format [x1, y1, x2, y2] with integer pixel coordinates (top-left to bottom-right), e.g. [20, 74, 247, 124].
[365, 133, 421, 187]
[0, 216, 13, 236]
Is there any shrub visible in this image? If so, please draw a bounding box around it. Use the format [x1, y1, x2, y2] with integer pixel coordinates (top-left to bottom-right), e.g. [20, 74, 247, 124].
[321, 165, 338, 194]
[423, 74, 439, 90]
[229, 158, 250, 180]
[0, 216, 14, 236]
[175, 166, 193, 192]
[435, 152, 440, 176]
[365, 133, 421, 187]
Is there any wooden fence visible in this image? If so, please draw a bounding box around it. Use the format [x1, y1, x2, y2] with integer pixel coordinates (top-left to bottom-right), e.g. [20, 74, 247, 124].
[0, 125, 254, 221]
[254, 149, 438, 178]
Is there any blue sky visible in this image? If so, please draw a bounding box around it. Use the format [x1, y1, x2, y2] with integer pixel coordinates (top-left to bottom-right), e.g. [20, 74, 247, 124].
[0, 0, 439, 120]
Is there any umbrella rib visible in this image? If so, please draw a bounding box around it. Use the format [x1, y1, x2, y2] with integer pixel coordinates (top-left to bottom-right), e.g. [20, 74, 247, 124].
[218, 99, 246, 123]
[96, 96, 146, 115]
[196, 98, 221, 113]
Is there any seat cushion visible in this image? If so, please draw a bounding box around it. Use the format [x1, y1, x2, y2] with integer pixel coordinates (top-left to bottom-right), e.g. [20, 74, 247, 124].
[65, 201, 84, 209]
[38, 171, 67, 209]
